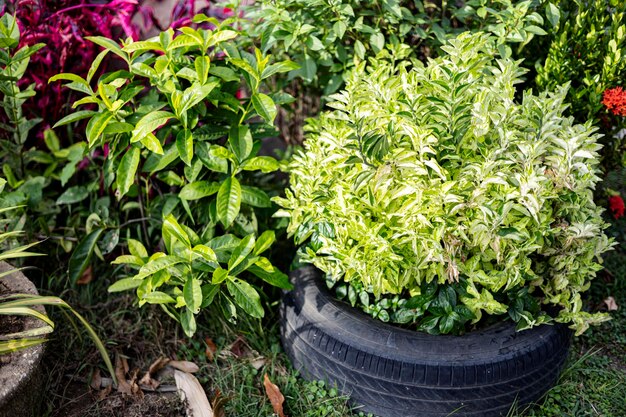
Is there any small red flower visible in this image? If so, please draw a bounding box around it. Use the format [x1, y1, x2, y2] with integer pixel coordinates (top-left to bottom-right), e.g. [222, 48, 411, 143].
[608, 195, 625, 219]
[602, 87, 626, 116]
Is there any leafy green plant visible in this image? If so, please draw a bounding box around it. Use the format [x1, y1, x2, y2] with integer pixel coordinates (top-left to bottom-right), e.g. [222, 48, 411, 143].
[246, 0, 547, 92]
[51, 16, 294, 337]
[536, 0, 626, 169]
[241, 0, 548, 143]
[276, 32, 613, 336]
[0, 13, 44, 185]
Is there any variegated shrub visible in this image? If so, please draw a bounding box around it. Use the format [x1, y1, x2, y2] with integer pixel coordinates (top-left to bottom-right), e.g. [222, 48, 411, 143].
[275, 32, 614, 335]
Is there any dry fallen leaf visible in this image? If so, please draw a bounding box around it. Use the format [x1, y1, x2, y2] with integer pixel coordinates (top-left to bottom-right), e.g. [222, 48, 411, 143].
[115, 355, 133, 395]
[77, 265, 93, 285]
[205, 337, 218, 361]
[263, 373, 286, 417]
[211, 389, 228, 417]
[250, 356, 266, 370]
[148, 356, 171, 374]
[97, 384, 112, 401]
[604, 296, 619, 311]
[90, 368, 102, 390]
[140, 357, 170, 390]
[169, 360, 200, 373]
[175, 369, 214, 417]
[228, 336, 251, 358]
[129, 368, 144, 398]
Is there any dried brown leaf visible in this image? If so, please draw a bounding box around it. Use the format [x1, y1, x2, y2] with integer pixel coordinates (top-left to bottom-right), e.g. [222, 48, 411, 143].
[604, 296, 619, 311]
[175, 369, 214, 417]
[97, 384, 112, 401]
[205, 337, 218, 361]
[263, 373, 286, 417]
[228, 336, 251, 358]
[169, 360, 200, 373]
[115, 355, 132, 395]
[211, 389, 228, 417]
[148, 357, 170, 375]
[140, 356, 170, 389]
[90, 368, 102, 390]
[250, 356, 266, 370]
[77, 265, 93, 285]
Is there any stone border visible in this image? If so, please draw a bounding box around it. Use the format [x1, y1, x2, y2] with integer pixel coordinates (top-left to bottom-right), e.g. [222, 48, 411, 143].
[0, 262, 46, 417]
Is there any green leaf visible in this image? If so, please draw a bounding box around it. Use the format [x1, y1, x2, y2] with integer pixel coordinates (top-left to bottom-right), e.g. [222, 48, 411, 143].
[227, 234, 255, 272]
[208, 66, 239, 82]
[241, 186, 271, 208]
[122, 40, 164, 53]
[228, 125, 253, 163]
[68, 228, 104, 286]
[251, 93, 277, 123]
[212, 267, 229, 284]
[108, 277, 142, 292]
[333, 21, 347, 39]
[248, 262, 291, 289]
[254, 231, 275, 255]
[56, 186, 89, 205]
[240, 156, 279, 173]
[111, 255, 144, 266]
[179, 181, 220, 200]
[86, 36, 127, 60]
[229, 58, 259, 81]
[226, 278, 263, 318]
[546, 3, 560, 28]
[176, 129, 193, 166]
[354, 40, 365, 59]
[116, 147, 140, 199]
[183, 277, 203, 313]
[261, 61, 300, 79]
[299, 54, 316, 83]
[135, 256, 183, 280]
[86, 111, 115, 145]
[525, 25, 547, 36]
[217, 176, 241, 228]
[209, 29, 239, 46]
[87, 49, 110, 83]
[181, 308, 196, 337]
[52, 110, 97, 129]
[370, 33, 385, 53]
[128, 239, 148, 259]
[48, 73, 89, 86]
[142, 291, 176, 304]
[163, 214, 191, 248]
[140, 133, 164, 154]
[103, 122, 135, 134]
[131, 111, 174, 143]
[195, 55, 211, 84]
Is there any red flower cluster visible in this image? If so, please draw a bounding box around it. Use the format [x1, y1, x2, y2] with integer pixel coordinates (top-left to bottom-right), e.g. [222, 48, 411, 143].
[602, 87, 626, 117]
[609, 195, 625, 220]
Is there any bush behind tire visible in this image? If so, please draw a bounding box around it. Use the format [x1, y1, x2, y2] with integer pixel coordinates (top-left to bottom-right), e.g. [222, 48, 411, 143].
[280, 267, 572, 417]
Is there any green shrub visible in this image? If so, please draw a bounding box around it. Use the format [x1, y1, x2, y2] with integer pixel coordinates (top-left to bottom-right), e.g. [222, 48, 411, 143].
[245, 0, 547, 95]
[52, 16, 295, 337]
[276, 32, 613, 336]
[536, 0, 626, 169]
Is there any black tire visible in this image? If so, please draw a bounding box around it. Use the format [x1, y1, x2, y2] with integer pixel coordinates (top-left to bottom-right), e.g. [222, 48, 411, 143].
[280, 267, 572, 417]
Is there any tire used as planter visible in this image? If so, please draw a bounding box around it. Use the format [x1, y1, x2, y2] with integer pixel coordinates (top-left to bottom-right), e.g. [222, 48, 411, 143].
[280, 267, 572, 417]
[0, 262, 47, 417]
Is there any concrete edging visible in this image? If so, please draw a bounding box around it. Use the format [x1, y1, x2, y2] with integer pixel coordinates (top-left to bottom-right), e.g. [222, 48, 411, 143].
[0, 262, 46, 417]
